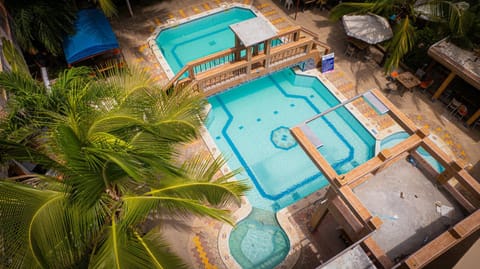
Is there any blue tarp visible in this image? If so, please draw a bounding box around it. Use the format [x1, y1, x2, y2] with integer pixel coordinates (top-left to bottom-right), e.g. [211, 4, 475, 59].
[63, 9, 119, 65]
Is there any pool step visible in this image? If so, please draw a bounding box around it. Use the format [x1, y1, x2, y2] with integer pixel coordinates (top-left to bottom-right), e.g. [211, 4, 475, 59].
[299, 124, 323, 148]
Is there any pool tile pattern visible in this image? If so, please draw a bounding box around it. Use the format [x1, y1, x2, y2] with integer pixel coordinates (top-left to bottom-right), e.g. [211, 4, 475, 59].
[117, 0, 295, 89]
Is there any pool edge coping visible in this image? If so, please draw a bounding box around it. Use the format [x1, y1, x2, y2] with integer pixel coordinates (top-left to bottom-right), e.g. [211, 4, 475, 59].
[200, 103, 301, 269]
[147, 2, 276, 81]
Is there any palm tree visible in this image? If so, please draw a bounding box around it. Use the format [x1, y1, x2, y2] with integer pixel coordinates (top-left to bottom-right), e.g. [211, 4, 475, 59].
[93, 0, 134, 17]
[5, 0, 77, 55]
[0, 66, 250, 268]
[329, 0, 474, 71]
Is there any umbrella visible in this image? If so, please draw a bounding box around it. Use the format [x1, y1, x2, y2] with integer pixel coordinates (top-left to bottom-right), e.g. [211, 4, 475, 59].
[342, 14, 393, 45]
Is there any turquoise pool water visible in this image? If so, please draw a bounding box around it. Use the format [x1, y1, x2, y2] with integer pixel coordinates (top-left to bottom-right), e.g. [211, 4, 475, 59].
[208, 68, 375, 268]
[229, 208, 289, 269]
[380, 131, 445, 173]
[207, 68, 376, 212]
[155, 7, 256, 74]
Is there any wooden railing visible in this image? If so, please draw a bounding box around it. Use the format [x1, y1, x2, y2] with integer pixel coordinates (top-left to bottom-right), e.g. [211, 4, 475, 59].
[163, 26, 331, 94]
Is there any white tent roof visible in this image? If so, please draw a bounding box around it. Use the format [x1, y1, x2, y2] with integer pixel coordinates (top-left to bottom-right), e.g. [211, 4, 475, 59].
[342, 14, 393, 44]
[229, 17, 277, 47]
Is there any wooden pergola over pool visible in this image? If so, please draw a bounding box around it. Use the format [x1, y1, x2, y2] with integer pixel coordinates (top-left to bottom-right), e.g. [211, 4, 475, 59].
[428, 38, 480, 126]
[162, 20, 331, 95]
[291, 89, 480, 269]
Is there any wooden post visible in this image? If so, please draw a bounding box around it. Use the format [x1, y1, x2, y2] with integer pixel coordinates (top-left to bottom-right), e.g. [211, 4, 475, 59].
[309, 201, 328, 231]
[246, 45, 252, 75]
[188, 66, 194, 79]
[234, 36, 241, 61]
[264, 39, 271, 69]
[466, 108, 480, 125]
[432, 71, 456, 100]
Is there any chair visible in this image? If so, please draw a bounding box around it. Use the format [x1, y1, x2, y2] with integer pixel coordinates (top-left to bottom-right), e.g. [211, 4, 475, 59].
[472, 118, 480, 129]
[386, 70, 399, 81]
[418, 79, 434, 93]
[285, 0, 293, 9]
[446, 98, 462, 114]
[344, 44, 356, 58]
[455, 105, 468, 120]
[414, 68, 426, 80]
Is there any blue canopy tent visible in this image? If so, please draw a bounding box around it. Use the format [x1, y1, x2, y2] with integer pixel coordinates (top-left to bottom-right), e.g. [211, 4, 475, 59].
[63, 9, 121, 66]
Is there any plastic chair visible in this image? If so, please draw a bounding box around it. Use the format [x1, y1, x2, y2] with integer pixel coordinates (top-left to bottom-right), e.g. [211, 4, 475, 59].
[455, 105, 468, 120]
[387, 70, 399, 81]
[418, 79, 434, 93]
[446, 98, 462, 114]
[285, 0, 293, 9]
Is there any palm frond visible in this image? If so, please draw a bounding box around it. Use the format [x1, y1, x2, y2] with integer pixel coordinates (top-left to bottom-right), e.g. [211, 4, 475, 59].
[329, 2, 378, 21]
[89, 217, 163, 269]
[1, 37, 30, 75]
[122, 195, 234, 226]
[384, 17, 416, 72]
[0, 181, 107, 268]
[0, 139, 56, 170]
[6, 0, 76, 55]
[93, 0, 118, 17]
[136, 227, 188, 269]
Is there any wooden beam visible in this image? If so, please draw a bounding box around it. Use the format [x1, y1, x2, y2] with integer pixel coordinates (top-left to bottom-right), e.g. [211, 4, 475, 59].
[362, 237, 394, 269]
[370, 89, 418, 133]
[420, 138, 453, 170]
[404, 210, 480, 269]
[291, 126, 338, 181]
[343, 134, 422, 184]
[432, 71, 456, 100]
[454, 169, 480, 201]
[309, 200, 328, 230]
[443, 181, 477, 213]
[328, 192, 365, 237]
[338, 186, 372, 224]
[466, 107, 480, 125]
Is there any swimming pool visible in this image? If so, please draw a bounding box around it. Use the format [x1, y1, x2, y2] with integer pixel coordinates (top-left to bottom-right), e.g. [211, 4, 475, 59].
[380, 131, 445, 173]
[206, 68, 376, 211]
[155, 7, 256, 75]
[229, 208, 289, 269]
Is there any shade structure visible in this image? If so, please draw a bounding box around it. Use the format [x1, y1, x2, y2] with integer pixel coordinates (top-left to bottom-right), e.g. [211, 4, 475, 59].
[63, 9, 119, 65]
[342, 14, 393, 44]
[229, 17, 277, 47]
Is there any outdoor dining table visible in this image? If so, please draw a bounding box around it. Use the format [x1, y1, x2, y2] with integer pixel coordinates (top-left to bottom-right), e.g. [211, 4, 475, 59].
[347, 37, 369, 50]
[396, 71, 421, 96]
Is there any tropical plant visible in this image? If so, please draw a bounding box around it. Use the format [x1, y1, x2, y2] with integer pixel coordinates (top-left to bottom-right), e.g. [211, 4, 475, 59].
[0, 66, 249, 268]
[5, 0, 77, 55]
[1, 37, 30, 75]
[329, 0, 475, 71]
[403, 26, 442, 70]
[93, 0, 134, 17]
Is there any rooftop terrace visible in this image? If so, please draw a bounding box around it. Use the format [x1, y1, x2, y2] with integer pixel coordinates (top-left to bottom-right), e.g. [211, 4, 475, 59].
[353, 159, 465, 261]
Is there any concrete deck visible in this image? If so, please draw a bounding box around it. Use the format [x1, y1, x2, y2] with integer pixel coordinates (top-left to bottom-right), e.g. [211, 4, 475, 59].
[353, 159, 465, 261]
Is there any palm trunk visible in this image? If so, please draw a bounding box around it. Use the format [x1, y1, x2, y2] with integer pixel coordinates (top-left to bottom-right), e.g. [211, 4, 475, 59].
[126, 0, 134, 17]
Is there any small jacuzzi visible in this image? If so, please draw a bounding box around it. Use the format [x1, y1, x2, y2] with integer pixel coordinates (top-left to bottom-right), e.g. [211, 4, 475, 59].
[380, 131, 445, 173]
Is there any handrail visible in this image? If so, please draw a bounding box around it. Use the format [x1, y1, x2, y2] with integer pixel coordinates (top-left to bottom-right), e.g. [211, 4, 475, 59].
[299, 26, 318, 39]
[162, 26, 324, 91]
[300, 26, 331, 54]
[164, 64, 191, 90]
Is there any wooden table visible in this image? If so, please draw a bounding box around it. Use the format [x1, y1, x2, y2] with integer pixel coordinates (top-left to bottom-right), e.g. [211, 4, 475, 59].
[396, 72, 421, 95]
[347, 37, 369, 50]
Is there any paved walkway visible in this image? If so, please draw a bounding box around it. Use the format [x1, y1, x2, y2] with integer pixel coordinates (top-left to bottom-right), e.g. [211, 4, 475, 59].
[110, 1, 480, 268]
